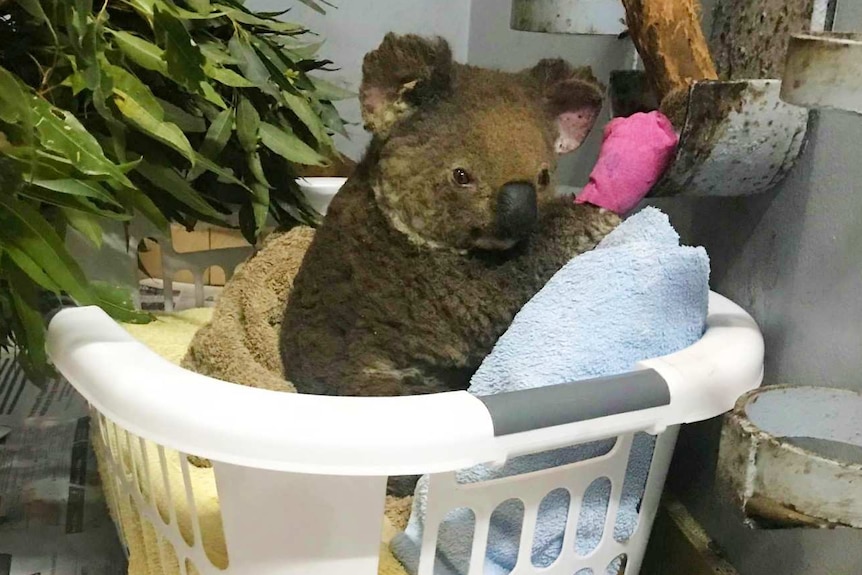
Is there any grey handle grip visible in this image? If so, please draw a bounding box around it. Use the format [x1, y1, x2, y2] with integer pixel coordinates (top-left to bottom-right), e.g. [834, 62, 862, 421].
[477, 369, 671, 436]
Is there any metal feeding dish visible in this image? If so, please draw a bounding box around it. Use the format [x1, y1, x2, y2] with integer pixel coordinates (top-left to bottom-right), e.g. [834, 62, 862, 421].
[610, 76, 810, 197]
[717, 385, 862, 529]
[781, 32, 862, 115]
[606, 0, 829, 198]
[510, 0, 627, 36]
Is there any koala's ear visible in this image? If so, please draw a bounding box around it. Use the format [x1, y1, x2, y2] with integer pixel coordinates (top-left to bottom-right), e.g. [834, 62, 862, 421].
[360, 33, 454, 135]
[528, 60, 605, 155]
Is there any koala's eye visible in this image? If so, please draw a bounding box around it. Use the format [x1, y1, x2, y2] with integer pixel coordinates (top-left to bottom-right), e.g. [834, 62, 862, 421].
[538, 168, 551, 187]
[452, 168, 472, 186]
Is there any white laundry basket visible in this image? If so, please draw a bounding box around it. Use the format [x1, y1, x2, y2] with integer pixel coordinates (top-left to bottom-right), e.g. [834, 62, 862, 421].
[45, 291, 763, 575]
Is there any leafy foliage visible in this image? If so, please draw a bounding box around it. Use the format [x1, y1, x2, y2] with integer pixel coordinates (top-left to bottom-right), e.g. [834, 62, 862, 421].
[0, 0, 351, 379]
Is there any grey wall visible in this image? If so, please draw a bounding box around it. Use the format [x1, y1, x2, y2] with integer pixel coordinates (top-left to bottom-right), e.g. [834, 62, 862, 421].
[652, 2, 862, 573]
[249, 0, 472, 160]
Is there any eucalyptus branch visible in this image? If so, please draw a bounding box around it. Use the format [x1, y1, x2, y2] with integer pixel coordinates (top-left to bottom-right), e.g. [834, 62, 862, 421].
[0, 0, 348, 378]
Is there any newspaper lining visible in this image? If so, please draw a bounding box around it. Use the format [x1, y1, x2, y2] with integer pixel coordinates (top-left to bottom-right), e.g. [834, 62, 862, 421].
[0, 359, 127, 575]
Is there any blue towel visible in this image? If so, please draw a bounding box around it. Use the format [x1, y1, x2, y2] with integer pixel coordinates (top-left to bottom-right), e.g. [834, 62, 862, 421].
[391, 207, 709, 575]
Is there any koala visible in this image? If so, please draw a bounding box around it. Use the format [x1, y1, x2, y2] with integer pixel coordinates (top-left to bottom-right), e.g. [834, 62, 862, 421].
[280, 33, 620, 398]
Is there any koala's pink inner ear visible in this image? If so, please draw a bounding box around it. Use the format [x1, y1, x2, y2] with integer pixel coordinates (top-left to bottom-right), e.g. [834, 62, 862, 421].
[546, 78, 604, 155]
[555, 106, 601, 154]
[360, 86, 390, 117]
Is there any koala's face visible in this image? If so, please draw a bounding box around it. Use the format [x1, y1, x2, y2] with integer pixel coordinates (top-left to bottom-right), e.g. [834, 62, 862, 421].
[361, 35, 603, 253]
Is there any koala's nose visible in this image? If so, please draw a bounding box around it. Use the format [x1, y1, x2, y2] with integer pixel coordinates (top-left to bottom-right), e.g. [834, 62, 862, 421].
[496, 181, 538, 238]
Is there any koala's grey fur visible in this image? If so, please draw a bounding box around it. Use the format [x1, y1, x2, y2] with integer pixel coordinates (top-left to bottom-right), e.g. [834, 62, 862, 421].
[280, 33, 621, 398]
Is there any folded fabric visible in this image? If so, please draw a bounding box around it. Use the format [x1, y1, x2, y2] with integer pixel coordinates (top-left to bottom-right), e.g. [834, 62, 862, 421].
[391, 207, 709, 575]
[575, 111, 678, 215]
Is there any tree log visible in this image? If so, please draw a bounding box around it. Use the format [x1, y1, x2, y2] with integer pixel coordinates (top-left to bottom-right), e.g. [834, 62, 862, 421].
[621, 0, 718, 101]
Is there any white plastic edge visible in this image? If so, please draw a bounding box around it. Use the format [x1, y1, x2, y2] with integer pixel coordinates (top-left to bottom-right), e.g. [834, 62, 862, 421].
[639, 292, 765, 426]
[296, 177, 347, 216]
[46, 292, 762, 475]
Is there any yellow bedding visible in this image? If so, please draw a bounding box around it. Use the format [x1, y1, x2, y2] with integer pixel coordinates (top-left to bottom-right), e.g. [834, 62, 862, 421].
[100, 309, 410, 575]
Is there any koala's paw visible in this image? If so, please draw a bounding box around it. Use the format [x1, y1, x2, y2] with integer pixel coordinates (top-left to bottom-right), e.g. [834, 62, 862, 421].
[187, 455, 213, 469]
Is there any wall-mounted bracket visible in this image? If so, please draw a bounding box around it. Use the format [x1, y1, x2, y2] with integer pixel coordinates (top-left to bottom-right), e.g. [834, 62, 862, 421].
[510, 0, 627, 36]
[781, 32, 862, 115]
[514, 0, 831, 197]
[607, 0, 828, 197]
[608, 76, 810, 197]
[716, 385, 862, 530]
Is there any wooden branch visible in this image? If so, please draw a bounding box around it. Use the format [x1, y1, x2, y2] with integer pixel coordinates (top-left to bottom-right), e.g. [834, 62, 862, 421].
[621, 0, 718, 102]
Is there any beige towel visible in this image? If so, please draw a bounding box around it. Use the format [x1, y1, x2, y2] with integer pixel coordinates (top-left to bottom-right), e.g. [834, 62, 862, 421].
[93, 308, 411, 575]
[180, 227, 315, 392]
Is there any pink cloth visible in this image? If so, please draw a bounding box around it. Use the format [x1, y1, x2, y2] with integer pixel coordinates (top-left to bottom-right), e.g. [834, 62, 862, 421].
[575, 111, 678, 215]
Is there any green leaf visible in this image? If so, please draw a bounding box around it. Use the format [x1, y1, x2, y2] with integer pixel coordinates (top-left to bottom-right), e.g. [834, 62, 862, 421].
[13, 0, 49, 23]
[249, 38, 301, 92]
[250, 36, 319, 95]
[110, 30, 167, 73]
[135, 159, 224, 218]
[247, 150, 270, 187]
[0, 195, 94, 306]
[19, 186, 131, 221]
[63, 208, 103, 248]
[73, 0, 94, 35]
[157, 98, 207, 132]
[310, 75, 356, 101]
[220, 7, 305, 33]
[106, 61, 161, 110]
[284, 41, 324, 61]
[188, 108, 232, 180]
[121, 0, 224, 20]
[199, 81, 227, 108]
[4, 147, 71, 179]
[238, 202, 256, 244]
[281, 90, 331, 147]
[255, 8, 293, 18]
[30, 97, 134, 188]
[183, 0, 211, 13]
[204, 63, 255, 87]
[192, 153, 250, 191]
[115, 187, 169, 232]
[0, 65, 32, 125]
[29, 178, 122, 207]
[3, 244, 61, 292]
[112, 87, 196, 164]
[236, 96, 260, 152]
[200, 41, 240, 65]
[114, 94, 194, 164]
[62, 70, 89, 95]
[8, 269, 49, 378]
[250, 181, 269, 234]
[89, 62, 129, 162]
[259, 122, 326, 166]
[319, 100, 349, 137]
[92, 281, 152, 324]
[228, 35, 278, 96]
[201, 108, 233, 158]
[153, 5, 206, 90]
[66, 2, 99, 74]
[0, 149, 23, 180]
[296, 0, 327, 15]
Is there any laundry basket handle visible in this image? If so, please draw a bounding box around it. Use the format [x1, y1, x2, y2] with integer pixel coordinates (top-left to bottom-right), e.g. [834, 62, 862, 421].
[478, 369, 670, 436]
